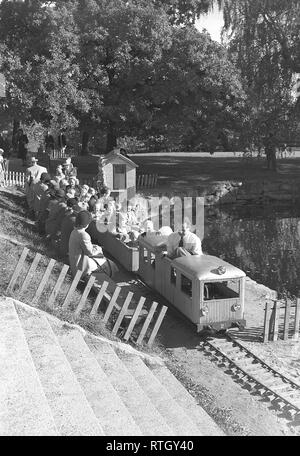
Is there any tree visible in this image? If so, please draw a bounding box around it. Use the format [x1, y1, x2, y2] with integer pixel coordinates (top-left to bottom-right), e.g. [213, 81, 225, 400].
[74, 0, 173, 151]
[0, 0, 85, 132]
[0, 0, 245, 153]
[140, 27, 246, 151]
[220, 0, 299, 146]
[153, 0, 217, 25]
[222, 0, 300, 73]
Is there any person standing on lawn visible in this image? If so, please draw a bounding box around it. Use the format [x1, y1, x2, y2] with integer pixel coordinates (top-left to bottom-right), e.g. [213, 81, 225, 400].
[0, 149, 6, 187]
[25, 156, 48, 216]
[264, 132, 277, 171]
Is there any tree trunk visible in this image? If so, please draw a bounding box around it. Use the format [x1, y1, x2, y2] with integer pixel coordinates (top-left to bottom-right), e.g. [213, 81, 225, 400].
[12, 118, 21, 154]
[81, 131, 89, 156]
[106, 121, 117, 153]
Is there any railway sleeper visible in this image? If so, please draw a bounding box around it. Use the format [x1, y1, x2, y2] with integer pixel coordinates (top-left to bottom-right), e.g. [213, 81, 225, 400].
[244, 377, 258, 388]
[231, 354, 252, 362]
[216, 347, 242, 355]
[253, 372, 279, 382]
[244, 365, 266, 375]
[271, 383, 295, 393]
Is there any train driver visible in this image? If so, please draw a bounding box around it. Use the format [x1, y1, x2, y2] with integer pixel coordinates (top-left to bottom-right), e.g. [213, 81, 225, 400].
[167, 217, 202, 259]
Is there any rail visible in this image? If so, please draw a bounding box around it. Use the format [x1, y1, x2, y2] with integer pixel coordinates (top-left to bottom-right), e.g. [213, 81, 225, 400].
[200, 336, 300, 422]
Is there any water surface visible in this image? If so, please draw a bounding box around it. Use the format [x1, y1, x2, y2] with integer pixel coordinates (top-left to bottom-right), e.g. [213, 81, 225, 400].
[203, 204, 300, 297]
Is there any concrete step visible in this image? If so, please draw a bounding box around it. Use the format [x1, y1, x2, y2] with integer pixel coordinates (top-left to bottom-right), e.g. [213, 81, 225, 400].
[49, 321, 142, 436]
[0, 299, 58, 436]
[86, 336, 174, 436]
[149, 363, 225, 436]
[117, 352, 203, 436]
[15, 303, 104, 436]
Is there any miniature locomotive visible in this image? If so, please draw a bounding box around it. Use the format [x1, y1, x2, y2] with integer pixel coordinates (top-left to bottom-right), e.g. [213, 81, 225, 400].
[138, 234, 246, 332]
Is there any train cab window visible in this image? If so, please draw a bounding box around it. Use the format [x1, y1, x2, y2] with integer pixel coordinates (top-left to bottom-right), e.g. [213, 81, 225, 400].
[151, 252, 156, 269]
[181, 274, 192, 298]
[170, 267, 176, 285]
[204, 280, 240, 301]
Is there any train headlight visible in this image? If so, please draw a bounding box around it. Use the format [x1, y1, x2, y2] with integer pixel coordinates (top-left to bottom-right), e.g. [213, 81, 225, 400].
[200, 306, 209, 317]
[231, 303, 241, 312]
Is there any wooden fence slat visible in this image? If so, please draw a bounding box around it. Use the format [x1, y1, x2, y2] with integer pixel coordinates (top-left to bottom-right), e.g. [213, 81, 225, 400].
[74, 275, 95, 316]
[111, 291, 134, 336]
[271, 301, 281, 341]
[102, 286, 122, 324]
[18, 252, 42, 296]
[144, 174, 149, 188]
[263, 302, 273, 343]
[283, 300, 292, 341]
[293, 298, 300, 340]
[90, 281, 109, 317]
[147, 305, 168, 347]
[32, 258, 56, 304]
[62, 269, 83, 310]
[123, 297, 146, 341]
[136, 301, 158, 345]
[47, 264, 69, 308]
[6, 247, 29, 292]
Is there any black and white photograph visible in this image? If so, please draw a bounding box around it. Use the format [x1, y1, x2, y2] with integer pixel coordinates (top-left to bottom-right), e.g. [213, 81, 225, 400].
[0, 0, 300, 440]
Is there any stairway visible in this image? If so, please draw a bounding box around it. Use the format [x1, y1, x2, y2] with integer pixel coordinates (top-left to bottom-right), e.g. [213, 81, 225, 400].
[0, 297, 224, 436]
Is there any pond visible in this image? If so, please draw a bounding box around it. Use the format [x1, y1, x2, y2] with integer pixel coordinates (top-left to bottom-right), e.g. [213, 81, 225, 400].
[203, 204, 300, 298]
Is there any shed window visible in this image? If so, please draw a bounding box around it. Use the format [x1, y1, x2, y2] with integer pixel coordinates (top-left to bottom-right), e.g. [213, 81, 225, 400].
[181, 274, 192, 297]
[204, 281, 240, 301]
[113, 164, 126, 190]
[170, 267, 176, 285]
[143, 248, 148, 263]
[151, 252, 156, 269]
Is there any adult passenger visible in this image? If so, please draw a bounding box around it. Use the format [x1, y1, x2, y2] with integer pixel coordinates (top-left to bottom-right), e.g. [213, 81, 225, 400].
[59, 198, 78, 260]
[68, 210, 118, 279]
[45, 189, 67, 240]
[167, 218, 202, 259]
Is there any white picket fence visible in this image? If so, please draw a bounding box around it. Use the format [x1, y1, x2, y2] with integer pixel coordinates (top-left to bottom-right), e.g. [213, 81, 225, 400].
[2, 171, 26, 188]
[1, 171, 158, 190]
[136, 174, 158, 189]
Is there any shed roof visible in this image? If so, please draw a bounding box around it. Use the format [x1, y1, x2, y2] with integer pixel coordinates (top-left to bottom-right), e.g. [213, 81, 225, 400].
[101, 150, 138, 168]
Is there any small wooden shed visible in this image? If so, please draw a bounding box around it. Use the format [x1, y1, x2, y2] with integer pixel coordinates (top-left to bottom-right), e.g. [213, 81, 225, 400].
[100, 149, 138, 200]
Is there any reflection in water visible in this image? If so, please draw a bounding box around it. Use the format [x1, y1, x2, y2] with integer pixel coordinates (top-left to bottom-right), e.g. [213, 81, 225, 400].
[203, 205, 300, 297]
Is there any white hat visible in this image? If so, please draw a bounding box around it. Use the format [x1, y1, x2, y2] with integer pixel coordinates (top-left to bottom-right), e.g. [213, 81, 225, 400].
[0, 148, 4, 155]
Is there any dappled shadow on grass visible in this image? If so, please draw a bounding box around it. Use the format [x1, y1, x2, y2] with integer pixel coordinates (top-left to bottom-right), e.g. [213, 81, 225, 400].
[132, 156, 300, 190]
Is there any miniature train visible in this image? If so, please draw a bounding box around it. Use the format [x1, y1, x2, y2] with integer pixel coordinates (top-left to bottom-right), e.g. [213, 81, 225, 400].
[88, 224, 246, 332]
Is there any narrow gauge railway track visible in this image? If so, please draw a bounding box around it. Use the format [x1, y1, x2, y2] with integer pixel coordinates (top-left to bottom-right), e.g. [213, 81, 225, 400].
[199, 336, 300, 422]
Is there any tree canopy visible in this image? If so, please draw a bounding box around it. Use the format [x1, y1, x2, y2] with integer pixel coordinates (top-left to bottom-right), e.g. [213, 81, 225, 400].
[0, 0, 246, 152]
[219, 0, 300, 145]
